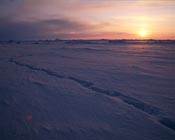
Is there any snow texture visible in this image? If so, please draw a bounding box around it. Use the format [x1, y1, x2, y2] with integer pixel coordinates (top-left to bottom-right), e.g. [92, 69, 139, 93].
[0, 40, 175, 140]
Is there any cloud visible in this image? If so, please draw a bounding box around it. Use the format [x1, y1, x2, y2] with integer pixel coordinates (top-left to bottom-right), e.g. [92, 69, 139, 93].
[139, 0, 175, 6]
[0, 18, 95, 40]
[0, 17, 135, 40]
[0, 19, 47, 40]
[65, 0, 175, 12]
[0, 0, 173, 40]
[65, 2, 116, 11]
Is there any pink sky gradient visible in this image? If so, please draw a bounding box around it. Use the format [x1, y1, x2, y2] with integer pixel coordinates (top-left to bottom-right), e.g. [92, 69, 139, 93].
[0, 0, 174, 40]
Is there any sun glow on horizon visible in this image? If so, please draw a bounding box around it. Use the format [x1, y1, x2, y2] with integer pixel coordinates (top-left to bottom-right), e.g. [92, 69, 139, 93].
[138, 29, 148, 38]
[0, 1, 174, 40]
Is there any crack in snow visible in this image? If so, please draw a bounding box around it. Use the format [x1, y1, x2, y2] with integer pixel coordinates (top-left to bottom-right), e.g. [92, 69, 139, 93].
[9, 57, 175, 132]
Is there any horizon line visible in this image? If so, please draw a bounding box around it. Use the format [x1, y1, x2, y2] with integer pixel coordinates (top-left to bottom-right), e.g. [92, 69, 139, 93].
[1, 39, 175, 42]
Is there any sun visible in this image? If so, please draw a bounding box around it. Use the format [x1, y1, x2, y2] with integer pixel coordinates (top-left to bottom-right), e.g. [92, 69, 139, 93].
[139, 29, 147, 38]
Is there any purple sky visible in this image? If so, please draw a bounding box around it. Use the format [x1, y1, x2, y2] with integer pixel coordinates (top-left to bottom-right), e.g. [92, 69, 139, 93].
[0, 0, 174, 40]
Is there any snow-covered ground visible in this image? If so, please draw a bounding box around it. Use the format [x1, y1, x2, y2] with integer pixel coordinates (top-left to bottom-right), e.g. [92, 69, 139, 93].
[0, 41, 175, 140]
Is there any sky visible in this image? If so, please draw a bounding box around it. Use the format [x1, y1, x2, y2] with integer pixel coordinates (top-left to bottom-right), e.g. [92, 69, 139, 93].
[0, 0, 174, 40]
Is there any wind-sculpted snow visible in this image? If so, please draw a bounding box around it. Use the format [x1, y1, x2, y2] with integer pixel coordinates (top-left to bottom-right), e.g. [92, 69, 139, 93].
[1, 41, 175, 140]
[10, 56, 175, 131]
